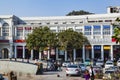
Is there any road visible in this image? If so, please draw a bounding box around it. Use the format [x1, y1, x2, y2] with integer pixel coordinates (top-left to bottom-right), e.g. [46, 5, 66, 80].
[11, 67, 102, 80]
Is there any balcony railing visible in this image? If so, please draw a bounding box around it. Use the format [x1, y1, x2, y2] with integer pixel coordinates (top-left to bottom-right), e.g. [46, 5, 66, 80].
[89, 38, 113, 44]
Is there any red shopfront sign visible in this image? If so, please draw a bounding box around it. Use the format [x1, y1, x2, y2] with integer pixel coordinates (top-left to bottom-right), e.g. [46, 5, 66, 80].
[14, 40, 25, 43]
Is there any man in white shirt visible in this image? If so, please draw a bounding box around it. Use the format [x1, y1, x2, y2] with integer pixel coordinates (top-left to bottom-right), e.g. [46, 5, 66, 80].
[89, 66, 96, 80]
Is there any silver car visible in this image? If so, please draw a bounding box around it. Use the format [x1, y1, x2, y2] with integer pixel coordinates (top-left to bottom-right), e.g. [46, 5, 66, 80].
[62, 61, 71, 67]
[66, 64, 81, 76]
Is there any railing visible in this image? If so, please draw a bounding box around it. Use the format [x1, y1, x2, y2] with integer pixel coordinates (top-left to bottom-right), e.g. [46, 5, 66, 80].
[89, 38, 113, 44]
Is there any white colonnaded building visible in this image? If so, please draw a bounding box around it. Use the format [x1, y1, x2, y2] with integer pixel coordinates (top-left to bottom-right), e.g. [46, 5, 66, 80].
[0, 6, 120, 62]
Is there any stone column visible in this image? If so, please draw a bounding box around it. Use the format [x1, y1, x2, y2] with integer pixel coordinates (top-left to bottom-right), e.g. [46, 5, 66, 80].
[14, 45, 17, 59]
[91, 45, 94, 59]
[110, 45, 113, 60]
[73, 49, 76, 62]
[39, 51, 42, 60]
[47, 49, 50, 60]
[82, 45, 85, 62]
[56, 48, 58, 60]
[9, 43, 13, 59]
[65, 50, 67, 61]
[31, 50, 33, 60]
[22, 46, 25, 59]
[101, 45, 104, 60]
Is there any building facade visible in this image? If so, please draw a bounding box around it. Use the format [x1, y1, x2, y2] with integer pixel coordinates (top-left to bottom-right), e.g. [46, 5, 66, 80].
[0, 8, 120, 62]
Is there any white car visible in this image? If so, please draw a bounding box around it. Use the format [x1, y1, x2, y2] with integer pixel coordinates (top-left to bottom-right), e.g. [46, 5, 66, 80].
[62, 61, 71, 67]
[66, 64, 81, 76]
[103, 69, 116, 80]
[78, 63, 87, 72]
[105, 61, 114, 69]
[117, 60, 120, 67]
[96, 60, 104, 67]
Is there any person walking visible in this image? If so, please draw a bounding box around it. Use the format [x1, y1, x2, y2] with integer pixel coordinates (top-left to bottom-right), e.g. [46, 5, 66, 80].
[89, 66, 95, 80]
[84, 70, 90, 80]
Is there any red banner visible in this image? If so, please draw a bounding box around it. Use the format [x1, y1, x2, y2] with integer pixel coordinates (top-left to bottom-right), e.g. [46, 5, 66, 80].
[14, 40, 25, 43]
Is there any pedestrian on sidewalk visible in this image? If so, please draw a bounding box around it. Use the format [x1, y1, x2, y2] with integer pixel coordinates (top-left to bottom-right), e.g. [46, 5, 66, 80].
[84, 70, 90, 80]
[89, 66, 95, 80]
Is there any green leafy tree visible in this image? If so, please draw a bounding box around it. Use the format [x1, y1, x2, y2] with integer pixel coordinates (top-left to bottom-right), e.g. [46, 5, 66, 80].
[112, 17, 120, 60]
[26, 26, 57, 59]
[66, 10, 94, 16]
[112, 17, 120, 44]
[58, 28, 90, 61]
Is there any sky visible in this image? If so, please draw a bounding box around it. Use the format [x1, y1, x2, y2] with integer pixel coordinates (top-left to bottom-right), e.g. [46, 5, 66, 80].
[0, 0, 120, 17]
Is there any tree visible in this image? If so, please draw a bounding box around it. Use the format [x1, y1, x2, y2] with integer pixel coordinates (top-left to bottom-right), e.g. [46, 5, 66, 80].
[66, 10, 94, 16]
[112, 17, 120, 60]
[112, 17, 120, 44]
[58, 28, 90, 61]
[26, 26, 57, 59]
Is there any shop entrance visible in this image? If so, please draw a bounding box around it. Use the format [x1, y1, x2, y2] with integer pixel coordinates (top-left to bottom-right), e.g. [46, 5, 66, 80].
[1, 48, 9, 59]
[94, 50, 101, 59]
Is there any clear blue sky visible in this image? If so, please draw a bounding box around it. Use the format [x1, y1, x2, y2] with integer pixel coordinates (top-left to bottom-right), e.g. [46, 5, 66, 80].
[0, 0, 119, 17]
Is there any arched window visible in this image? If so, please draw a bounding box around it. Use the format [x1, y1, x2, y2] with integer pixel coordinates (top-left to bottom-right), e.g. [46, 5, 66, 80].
[2, 23, 9, 36]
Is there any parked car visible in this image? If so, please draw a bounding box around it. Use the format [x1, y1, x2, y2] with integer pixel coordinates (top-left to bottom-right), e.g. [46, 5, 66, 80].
[104, 61, 114, 69]
[62, 61, 71, 67]
[84, 59, 91, 66]
[66, 64, 81, 76]
[117, 59, 120, 67]
[96, 60, 104, 67]
[78, 63, 87, 77]
[92, 65, 103, 73]
[106, 66, 120, 72]
[78, 63, 87, 72]
[102, 69, 118, 80]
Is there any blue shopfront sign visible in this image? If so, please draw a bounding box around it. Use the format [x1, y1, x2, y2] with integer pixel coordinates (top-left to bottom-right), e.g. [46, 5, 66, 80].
[94, 46, 101, 50]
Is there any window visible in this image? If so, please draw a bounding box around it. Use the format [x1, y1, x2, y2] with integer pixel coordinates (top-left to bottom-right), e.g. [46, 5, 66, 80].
[63, 22, 66, 24]
[17, 27, 23, 36]
[25, 27, 32, 36]
[103, 25, 110, 35]
[88, 21, 96, 23]
[76, 29, 83, 33]
[105, 20, 112, 22]
[54, 22, 58, 24]
[71, 22, 75, 24]
[46, 22, 50, 25]
[2, 23, 9, 36]
[93, 25, 101, 35]
[84, 26, 91, 35]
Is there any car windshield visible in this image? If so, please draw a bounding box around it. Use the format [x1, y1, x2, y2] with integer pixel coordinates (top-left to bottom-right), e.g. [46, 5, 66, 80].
[106, 63, 113, 65]
[68, 65, 78, 68]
